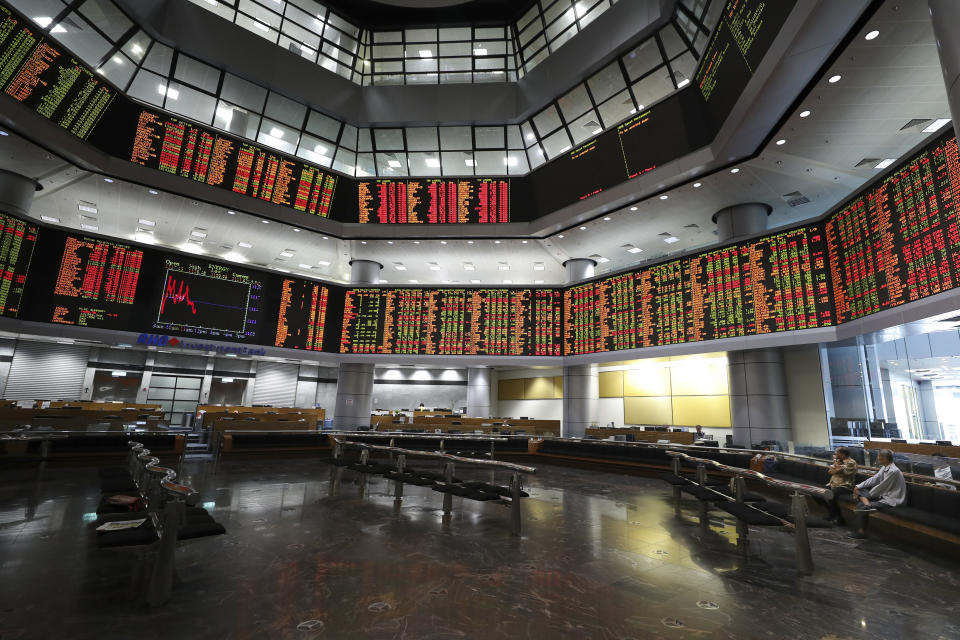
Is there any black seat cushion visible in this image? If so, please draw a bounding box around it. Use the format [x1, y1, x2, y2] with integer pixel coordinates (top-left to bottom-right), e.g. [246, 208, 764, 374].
[347, 462, 392, 474]
[680, 474, 728, 487]
[761, 502, 832, 528]
[98, 467, 131, 477]
[96, 520, 158, 548]
[382, 471, 435, 486]
[100, 477, 138, 493]
[415, 471, 463, 483]
[718, 502, 783, 526]
[96, 494, 146, 515]
[681, 485, 726, 501]
[659, 473, 691, 486]
[461, 481, 529, 498]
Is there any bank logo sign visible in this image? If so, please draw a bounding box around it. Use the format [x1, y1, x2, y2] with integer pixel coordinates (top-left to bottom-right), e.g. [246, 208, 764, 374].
[136, 334, 266, 356]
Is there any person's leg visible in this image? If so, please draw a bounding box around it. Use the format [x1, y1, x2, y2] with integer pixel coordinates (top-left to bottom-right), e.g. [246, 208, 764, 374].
[828, 487, 852, 522]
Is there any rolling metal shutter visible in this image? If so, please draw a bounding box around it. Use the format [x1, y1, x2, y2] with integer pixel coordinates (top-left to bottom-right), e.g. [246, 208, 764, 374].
[4, 341, 90, 400]
[252, 362, 298, 407]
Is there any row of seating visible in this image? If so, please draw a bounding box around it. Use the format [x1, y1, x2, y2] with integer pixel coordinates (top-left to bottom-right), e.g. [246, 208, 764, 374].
[2, 432, 185, 462]
[93, 442, 225, 606]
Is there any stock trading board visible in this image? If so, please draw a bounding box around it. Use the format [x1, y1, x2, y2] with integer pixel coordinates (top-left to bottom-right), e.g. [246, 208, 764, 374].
[357, 178, 509, 223]
[340, 288, 563, 355]
[50, 236, 143, 327]
[274, 279, 330, 351]
[0, 212, 37, 317]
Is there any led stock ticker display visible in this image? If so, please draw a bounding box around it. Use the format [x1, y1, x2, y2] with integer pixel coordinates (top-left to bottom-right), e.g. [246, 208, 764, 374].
[357, 179, 510, 224]
[0, 213, 38, 318]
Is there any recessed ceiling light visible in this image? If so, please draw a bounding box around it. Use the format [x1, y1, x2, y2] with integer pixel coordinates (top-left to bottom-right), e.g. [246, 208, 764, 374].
[148, 190, 158, 195]
[103, 178, 113, 183]
[730, 168, 740, 174]
[190, 229, 207, 238]
[494, 240, 501, 244]
[659, 195, 668, 200]
[360, 241, 367, 244]
[41, 215, 59, 223]
[677, 78, 690, 88]
[593, 256, 610, 263]
[317, 260, 331, 266]
[0, 130, 8, 136]
[425, 158, 440, 168]
[463, 262, 475, 271]
[279, 250, 294, 257]
[603, 217, 611, 221]
[473, 48, 487, 56]
[828, 75, 842, 83]
[579, 226, 587, 230]
[497, 262, 510, 271]
[408, 279, 419, 284]
[557, 234, 564, 239]
[138, 218, 155, 226]
[429, 263, 441, 271]
[237, 241, 253, 248]
[874, 158, 896, 169]
[418, 49, 432, 57]
[466, 240, 474, 244]
[470, 279, 481, 284]
[693, 182, 702, 188]
[227, 210, 236, 215]
[627, 246, 642, 254]
[440, 240, 447, 244]
[387, 240, 394, 244]
[393, 263, 406, 271]
[865, 29, 879, 40]
[387, 160, 401, 168]
[776, 139, 786, 146]
[922, 119, 952, 133]
[799, 110, 811, 118]
[630, 206, 637, 211]
[502, 279, 512, 284]
[534, 279, 544, 284]
[322, 236, 329, 240]
[80, 224, 99, 231]
[663, 236, 679, 244]
[525, 133, 535, 141]
[298, 263, 312, 269]
[261, 220, 269, 224]
[534, 262, 545, 271]
[521, 240, 528, 244]
[293, 228, 301, 233]
[78, 203, 98, 214]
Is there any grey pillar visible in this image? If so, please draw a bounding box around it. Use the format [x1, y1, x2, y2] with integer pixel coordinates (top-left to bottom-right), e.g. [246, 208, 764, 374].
[917, 380, 942, 440]
[0, 169, 36, 217]
[715, 203, 791, 447]
[930, 0, 960, 133]
[563, 258, 598, 438]
[466, 366, 491, 417]
[333, 260, 382, 429]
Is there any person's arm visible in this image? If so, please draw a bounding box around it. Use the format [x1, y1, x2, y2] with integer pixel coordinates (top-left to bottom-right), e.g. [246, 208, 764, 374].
[865, 466, 898, 497]
[857, 466, 884, 491]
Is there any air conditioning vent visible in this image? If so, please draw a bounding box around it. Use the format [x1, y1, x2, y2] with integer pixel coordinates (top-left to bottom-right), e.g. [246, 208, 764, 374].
[900, 118, 933, 131]
[855, 158, 880, 168]
[683, 223, 699, 229]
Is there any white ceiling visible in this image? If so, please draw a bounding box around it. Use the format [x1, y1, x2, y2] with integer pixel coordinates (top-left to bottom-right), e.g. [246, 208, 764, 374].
[0, 0, 950, 287]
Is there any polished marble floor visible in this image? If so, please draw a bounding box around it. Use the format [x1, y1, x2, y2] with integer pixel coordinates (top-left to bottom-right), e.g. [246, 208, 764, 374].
[1, 457, 960, 640]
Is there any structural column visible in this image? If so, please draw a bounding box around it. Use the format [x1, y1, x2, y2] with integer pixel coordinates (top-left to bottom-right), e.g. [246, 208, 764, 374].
[714, 204, 792, 447]
[562, 259, 598, 438]
[466, 366, 491, 417]
[930, 0, 960, 132]
[0, 169, 36, 217]
[333, 260, 382, 429]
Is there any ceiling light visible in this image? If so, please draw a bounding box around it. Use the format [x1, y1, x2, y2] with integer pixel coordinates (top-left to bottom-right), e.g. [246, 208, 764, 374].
[799, 110, 811, 118]
[408, 279, 419, 284]
[429, 263, 441, 271]
[50, 24, 66, 34]
[269, 127, 284, 138]
[693, 182, 702, 188]
[659, 195, 668, 200]
[525, 133, 535, 141]
[394, 263, 407, 271]
[557, 234, 564, 239]
[463, 262, 475, 271]
[521, 240, 528, 244]
[603, 216, 611, 221]
[470, 279, 481, 284]
[190, 229, 207, 238]
[504, 156, 518, 166]
[412, 240, 421, 245]
[498, 262, 510, 271]
[534, 279, 544, 284]
[41, 215, 60, 223]
[222, 251, 245, 262]
[534, 262, 545, 271]
[465, 158, 475, 167]
[591, 255, 610, 263]
[630, 206, 637, 211]
[865, 30, 879, 40]
[828, 75, 842, 83]
[317, 260, 331, 266]
[776, 139, 786, 145]
[387, 240, 394, 244]
[80, 224, 99, 231]
[425, 158, 441, 168]
[730, 168, 740, 174]
[322, 236, 329, 240]
[227, 210, 236, 215]
[663, 236, 679, 244]
[875, 158, 896, 169]
[33, 16, 53, 27]
[237, 241, 253, 248]
[361, 241, 367, 244]
[474, 48, 487, 56]
[262, 220, 269, 224]
[78, 203, 98, 214]
[298, 263, 312, 269]
[440, 240, 447, 244]
[923, 119, 952, 133]
[279, 250, 294, 257]
[0, 130, 7, 136]
[148, 189, 158, 195]
[579, 226, 587, 230]
[466, 240, 474, 244]
[387, 160, 401, 168]
[293, 228, 301, 233]
[253, 21, 269, 31]
[625, 245, 642, 254]
[103, 178, 113, 183]
[502, 279, 512, 284]
[676, 78, 690, 88]
[418, 49, 432, 57]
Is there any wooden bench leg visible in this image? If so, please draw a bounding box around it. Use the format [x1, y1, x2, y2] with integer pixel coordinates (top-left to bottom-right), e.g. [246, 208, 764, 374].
[394, 454, 406, 500]
[510, 472, 522, 537]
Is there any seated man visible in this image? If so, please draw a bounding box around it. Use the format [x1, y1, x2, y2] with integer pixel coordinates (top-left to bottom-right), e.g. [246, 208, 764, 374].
[847, 449, 906, 539]
[822, 446, 857, 524]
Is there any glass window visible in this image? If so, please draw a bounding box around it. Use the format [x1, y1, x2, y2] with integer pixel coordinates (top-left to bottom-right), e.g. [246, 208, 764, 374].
[352, 126, 368, 152]
[439, 126, 472, 150]
[474, 126, 504, 149]
[143, 42, 173, 75]
[332, 148, 356, 175]
[473, 150, 507, 175]
[264, 92, 307, 127]
[127, 69, 165, 106]
[258, 118, 299, 154]
[78, 0, 132, 41]
[54, 12, 111, 66]
[439, 42, 471, 57]
[506, 125, 523, 149]
[527, 144, 546, 170]
[150, 376, 178, 388]
[532, 104, 563, 136]
[220, 73, 267, 112]
[631, 69, 675, 109]
[520, 121, 537, 147]
[97, 52, 134, 88]
[121, 30, 151, 62]
[441, 151, 473, 176]
[306, 110, 341, 141]
[297, 133, 334, 166]
[405, 127, 438, 151]
[670, 51, 697, 87]
[439, 27, 470, 41]
[9, 0, 65, 25]
[147, 387, 175, 400]
[597, 89, 636, 128]
[164, 82, 216, 124]
[236, 12, 279, 42]
[542, 128, 572, 159]
[588, 61, 626, 104]
[376, 152, 408, 176]
[238, 0, 282, 28]
[214, 101, 261, 139]
[558, 84, 592, 121]
[506, 149, 528, 175]
[658, 24, 687, 59]
[405, 57, 438, 74]
[405, 28, 437, 43]
[568, 109, 602, 144]
[374, 129, 404, 151]
[622, 38, 663, 81]
[545, 8, 576, 41]
[407, 152, 442, 176]
[174, 54, 220, 92]
[356, 153, 376, 177]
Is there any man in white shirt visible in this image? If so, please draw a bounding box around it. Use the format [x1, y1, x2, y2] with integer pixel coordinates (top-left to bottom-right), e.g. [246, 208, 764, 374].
[847, 449, 907, 539]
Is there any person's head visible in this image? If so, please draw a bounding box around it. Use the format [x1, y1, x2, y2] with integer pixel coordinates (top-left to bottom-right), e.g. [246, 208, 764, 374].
[877, 449, 894, 466]
[695, 424, 703, 433]
[835, 446, 850, 460]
